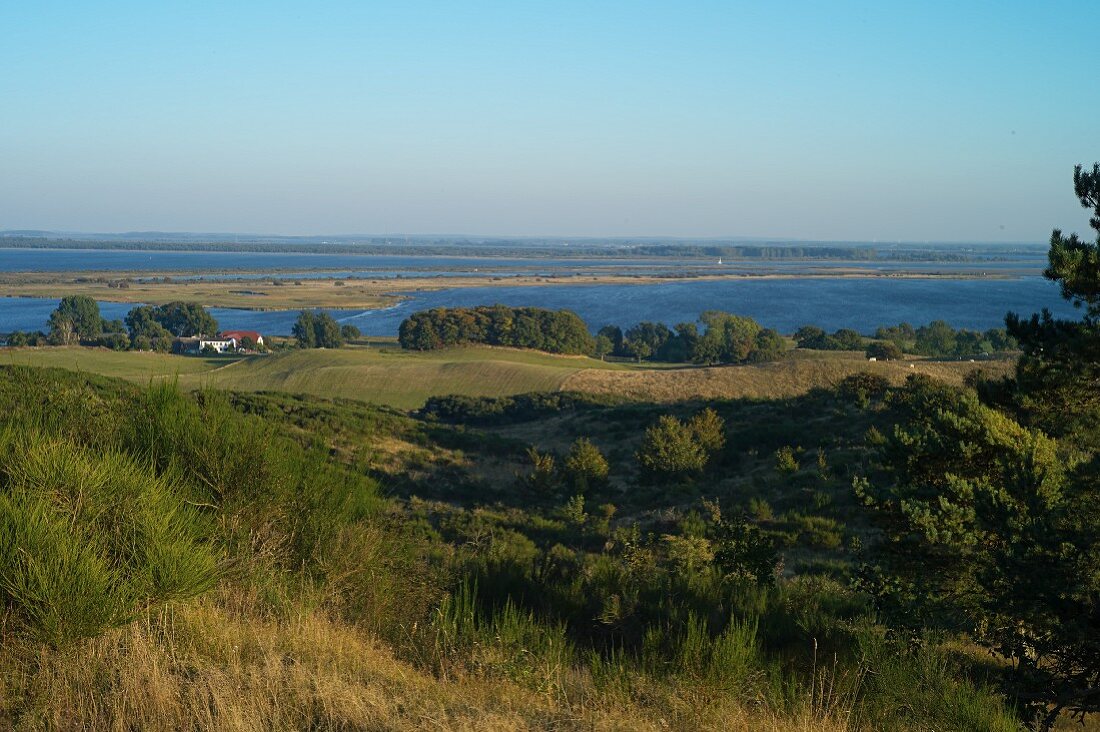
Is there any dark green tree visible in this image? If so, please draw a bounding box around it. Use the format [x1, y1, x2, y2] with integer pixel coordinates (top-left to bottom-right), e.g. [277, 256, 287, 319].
[155, 302, 218, 337]
[48, 295, 102, 344]
[863, 165, 1100, 729]
[1007, 163, 1100, 446]
[592, 334, 613, 361]
[597, 325, 624, 355]
[294, 310, 344, 348]
[866, 340, 903, 360]
[293, 311, 317, 348]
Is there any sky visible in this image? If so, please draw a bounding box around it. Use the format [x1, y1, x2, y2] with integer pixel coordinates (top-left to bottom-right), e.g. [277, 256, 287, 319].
[1, 1, 1098, 242]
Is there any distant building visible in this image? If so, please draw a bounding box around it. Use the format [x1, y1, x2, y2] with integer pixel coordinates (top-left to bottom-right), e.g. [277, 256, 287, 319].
[173, 330, 264, 354]
[219, 330, 264, 347]
[198, 337, 237, 354]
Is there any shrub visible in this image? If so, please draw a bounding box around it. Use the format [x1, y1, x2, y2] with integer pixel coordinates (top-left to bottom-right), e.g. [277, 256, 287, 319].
[774, 445, 799, 474]
[563, 437, 609, 493]
[836, 371, 891, 403]
[522, 447, 558, 493]
[866, 340, 903, 360]
[687, 407, 726, 455]
[636, 415, 707, 480]
[0, 432, 219, 645]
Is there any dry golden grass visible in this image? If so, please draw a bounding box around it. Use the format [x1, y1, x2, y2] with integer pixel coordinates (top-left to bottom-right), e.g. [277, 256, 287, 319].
[1, 587, 862, 732]
[563, 351, 1014, 403]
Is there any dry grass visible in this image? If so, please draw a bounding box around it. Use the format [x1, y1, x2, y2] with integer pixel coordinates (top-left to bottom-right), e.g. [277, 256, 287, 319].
[0, 589, 860, 732]
[563, 351, 1014, 403]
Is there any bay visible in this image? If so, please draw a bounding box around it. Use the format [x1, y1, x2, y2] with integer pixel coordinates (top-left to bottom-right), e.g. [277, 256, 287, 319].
[0, 275, 1077, 337]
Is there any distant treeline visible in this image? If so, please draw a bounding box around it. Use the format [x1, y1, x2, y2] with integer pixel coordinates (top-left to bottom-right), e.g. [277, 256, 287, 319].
[398, 306, 788, 365]
[398, 306, 595, 354]
[4, 296, 221, 351]
[0, 236, 972, 262]
[794, 321, 1017, 358]
[596, 312, 786, 364]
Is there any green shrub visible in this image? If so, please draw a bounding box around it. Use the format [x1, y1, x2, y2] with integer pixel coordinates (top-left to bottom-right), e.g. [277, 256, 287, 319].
[563, 437, 609, 493]
[522, 446, 558, 493]
[636, 415, 707, 480]
[836, 372, 891, 404]
[774, 445, 800, 474]
[866, 340, 903, 360]
[687, 407, 726, 455]
[0, 432, 219, 644]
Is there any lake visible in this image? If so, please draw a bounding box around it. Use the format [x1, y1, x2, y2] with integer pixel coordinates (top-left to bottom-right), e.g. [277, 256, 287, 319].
[0, 246, 1047, 276]
[0, 275, 1076, 336]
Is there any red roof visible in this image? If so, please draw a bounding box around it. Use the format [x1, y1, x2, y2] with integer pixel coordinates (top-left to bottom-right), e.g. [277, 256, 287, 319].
[219, 330, 263, 341]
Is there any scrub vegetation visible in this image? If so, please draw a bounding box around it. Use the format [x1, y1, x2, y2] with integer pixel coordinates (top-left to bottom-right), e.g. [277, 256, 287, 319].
[0, 167, 1098, 730]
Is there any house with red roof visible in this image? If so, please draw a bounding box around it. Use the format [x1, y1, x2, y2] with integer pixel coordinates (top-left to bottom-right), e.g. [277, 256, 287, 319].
[219, 330, 264, 348]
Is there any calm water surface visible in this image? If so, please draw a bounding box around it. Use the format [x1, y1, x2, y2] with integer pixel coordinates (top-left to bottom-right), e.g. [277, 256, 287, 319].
[0, 275, 1075, 336]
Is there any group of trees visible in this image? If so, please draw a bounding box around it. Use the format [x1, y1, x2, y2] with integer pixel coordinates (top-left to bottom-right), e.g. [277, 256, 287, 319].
[793, 321, 1017, 359]
[396, 306, 788, 364]
[398, 305, 595, 354]
[874, 320, 1017, 358]
[292, 310, 359, 348]
[793, 326, 865, 351]
[125, 302, 219, 351]
[5, 296, 221, 351]
[858, 163, 1100, 729]
[597, 311, 787, 364]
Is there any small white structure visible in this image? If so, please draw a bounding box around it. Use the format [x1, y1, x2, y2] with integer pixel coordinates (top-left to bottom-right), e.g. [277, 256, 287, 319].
[198, 337, 237, 353]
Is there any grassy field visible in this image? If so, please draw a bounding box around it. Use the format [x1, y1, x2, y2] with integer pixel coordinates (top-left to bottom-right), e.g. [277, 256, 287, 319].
[1, 344, 1012, 409]
[564, 349, 1014, 402]
[0, 347, 235, 381]
[1, 345, 626, 409]
[182, 346, 630, 409]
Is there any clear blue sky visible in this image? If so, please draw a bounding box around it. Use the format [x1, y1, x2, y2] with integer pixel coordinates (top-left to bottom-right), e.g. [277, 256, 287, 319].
[1, 1, 1097, 241]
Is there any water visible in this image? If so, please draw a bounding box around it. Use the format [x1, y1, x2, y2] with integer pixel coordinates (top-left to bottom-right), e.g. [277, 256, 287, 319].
[0, 248, 692, 274]
[0, 246, 1047, 276]
[0, 275, 1076, 337]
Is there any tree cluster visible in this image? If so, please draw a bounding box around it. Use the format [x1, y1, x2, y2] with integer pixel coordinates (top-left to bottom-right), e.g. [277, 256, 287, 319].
[125, 302, 219, 351]
[398, 305, 595, 354]
[36, 296, 219, 351]
[293, 310, 345, 349]
[875, 321, 1016, 358]
[598, 311, 787, 365]
[793, 326, 864, 351]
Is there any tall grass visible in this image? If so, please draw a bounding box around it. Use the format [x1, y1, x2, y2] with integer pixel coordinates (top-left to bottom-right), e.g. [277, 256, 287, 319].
[0, 365, 1028, 730]
[0, 430, 219, 644]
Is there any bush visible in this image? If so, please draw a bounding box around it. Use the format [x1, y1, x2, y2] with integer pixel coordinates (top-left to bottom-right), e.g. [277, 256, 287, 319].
[420, 391, 618, 425]
[0, 432, 219, 644]
[563, 437, 609, 493]
[866, 340, 903, 360]
[687, 408, 726, 454]
[522, 447, 558, 493]
[774, 445, 799, 474]
[636, 415, 708, 480]
[837, 371, 891, 403]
